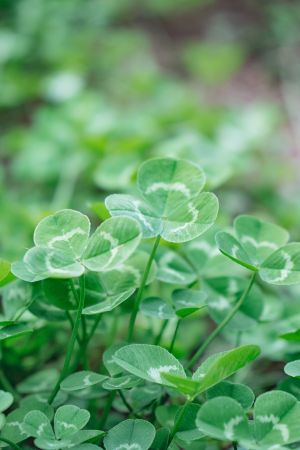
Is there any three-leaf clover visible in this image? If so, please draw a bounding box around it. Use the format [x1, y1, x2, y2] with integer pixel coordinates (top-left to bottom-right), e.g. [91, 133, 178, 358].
[12, 210, 142, 282]
[23, 405, 103, 449]
[106, 157, 219, 243]
[216, 215, 300, 285]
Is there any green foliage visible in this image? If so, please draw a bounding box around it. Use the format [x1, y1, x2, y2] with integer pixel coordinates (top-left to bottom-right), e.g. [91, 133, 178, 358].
[103, 419, 155, 450]
[12, 212, 142, 282]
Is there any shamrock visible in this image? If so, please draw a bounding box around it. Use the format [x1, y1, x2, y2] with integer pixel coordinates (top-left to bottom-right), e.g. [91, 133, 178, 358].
[11, 210, 142, 282]
[22, 405, 103, 449]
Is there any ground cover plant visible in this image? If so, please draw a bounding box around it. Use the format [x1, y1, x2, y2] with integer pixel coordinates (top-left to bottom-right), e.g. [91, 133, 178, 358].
[1, 1, 300, 449]
[1, 156, 300, 450]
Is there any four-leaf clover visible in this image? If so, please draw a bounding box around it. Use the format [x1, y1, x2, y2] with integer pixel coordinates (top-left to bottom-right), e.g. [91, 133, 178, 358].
[106, 157, 219, 243]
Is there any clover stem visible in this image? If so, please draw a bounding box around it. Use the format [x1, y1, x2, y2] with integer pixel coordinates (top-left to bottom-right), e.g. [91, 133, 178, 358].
[71, 314, 102, 372]
[48, 274, 85, 404]
[233, 442, 238, 450]
[0, 437, 22, 449]
[186, 271, 257, 370]
[128, 235, 161, 342]
[154, 319, 168, 345]
[169, 320, 181, 353]
[99, 391, 116, 429]
[168, 399, 191, 446]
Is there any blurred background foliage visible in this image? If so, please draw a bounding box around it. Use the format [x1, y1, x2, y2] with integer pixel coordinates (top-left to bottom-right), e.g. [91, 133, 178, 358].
[0, 0, 299, 260]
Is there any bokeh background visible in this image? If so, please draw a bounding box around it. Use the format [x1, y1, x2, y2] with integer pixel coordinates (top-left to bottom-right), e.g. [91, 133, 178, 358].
[1, 0, 300, 260]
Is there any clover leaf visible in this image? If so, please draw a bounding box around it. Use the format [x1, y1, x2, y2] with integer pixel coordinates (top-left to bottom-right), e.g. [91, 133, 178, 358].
[114, 344, 260, 399]
[60, 371, 107, 392]
[206, 381, 255, 410]
[216, 215, 289, 269]
[103, 419, 155, 450]
[205, 276, 263, 331]
[253, 391, 300, 447]
[106, 157, 219, 243]
[23, 405, 103, 450]
[113, 344, 186, 387]
[0, 390, 13, 431]
[216, 215, 300, 285]
[12, 210, 142, 282]
[196, 397, 251, 443]
[156, 248, 196, 285]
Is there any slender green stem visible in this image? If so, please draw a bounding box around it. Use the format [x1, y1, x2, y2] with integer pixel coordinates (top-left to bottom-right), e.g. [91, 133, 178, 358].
[154, 319, 168, 345]
[81, 316, 89, 369]
[71, 314, 102, 372]
[48, 275, 85, 404]
[99, 391, 116, 429]
[187, 271, 257, 370]
[169, 320, 181, 353]
[0, 368, 21, 404]
[118, 389, 140, 417]
[0, 437, 22, 449]
[128, 235, 161, 342]
[168, 399, 191, 445]
[233, 443, 238, 450]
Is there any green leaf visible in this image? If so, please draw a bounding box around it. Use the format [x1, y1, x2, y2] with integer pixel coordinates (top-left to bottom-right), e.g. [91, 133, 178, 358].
[23, 410, 54, 439]
[196, 397, 251, 442]
[0, 408, 30, 444]
[235, 215, 289, 266]
[216, 231, 257, 271]
[17, 369, 59, 394]
[82, 251, 156, 315]
[183, 226, 221, 275]
[260, 243, 300, 285]
[60, 371, 107, 392]
[129, 385, 162, 411]
[0, 391, 13, 413]
[33, 209, 90, 259]
[206, 381, 255, 410]
[156, 248, 196, 285]
[205, 277, 263, 331]
[103, 344, 127, 377]
[12, 247, 84, 282]
[103, 419, 155, 450]
[1, 280, 32, 320]
[106, 158, 219, 243]
[192, 345, 260, 393]
[42, 278, 78, 311]
[284, 360, 300, 378]
[105, 194, 162, 239]
[0, 259, 15, 287]
[216, 215, 289, 271]
[82, 216, 142, 272]
[140, 297, 176, 319]
[163, 345, 260, 399]
[155, 405, 178, 430]
[172, 289, 207, 318]
[280, 329, 300, 342]
[254, 391, 300, 446]
[113, 344, 186, 387]
[54, 405, 90, 439]
[0, 323, 33, 341]
[102, 375, 141, 391]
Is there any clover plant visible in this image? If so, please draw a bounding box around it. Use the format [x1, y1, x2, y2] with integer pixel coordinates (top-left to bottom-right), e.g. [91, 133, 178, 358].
[1, 157, 300, 450]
